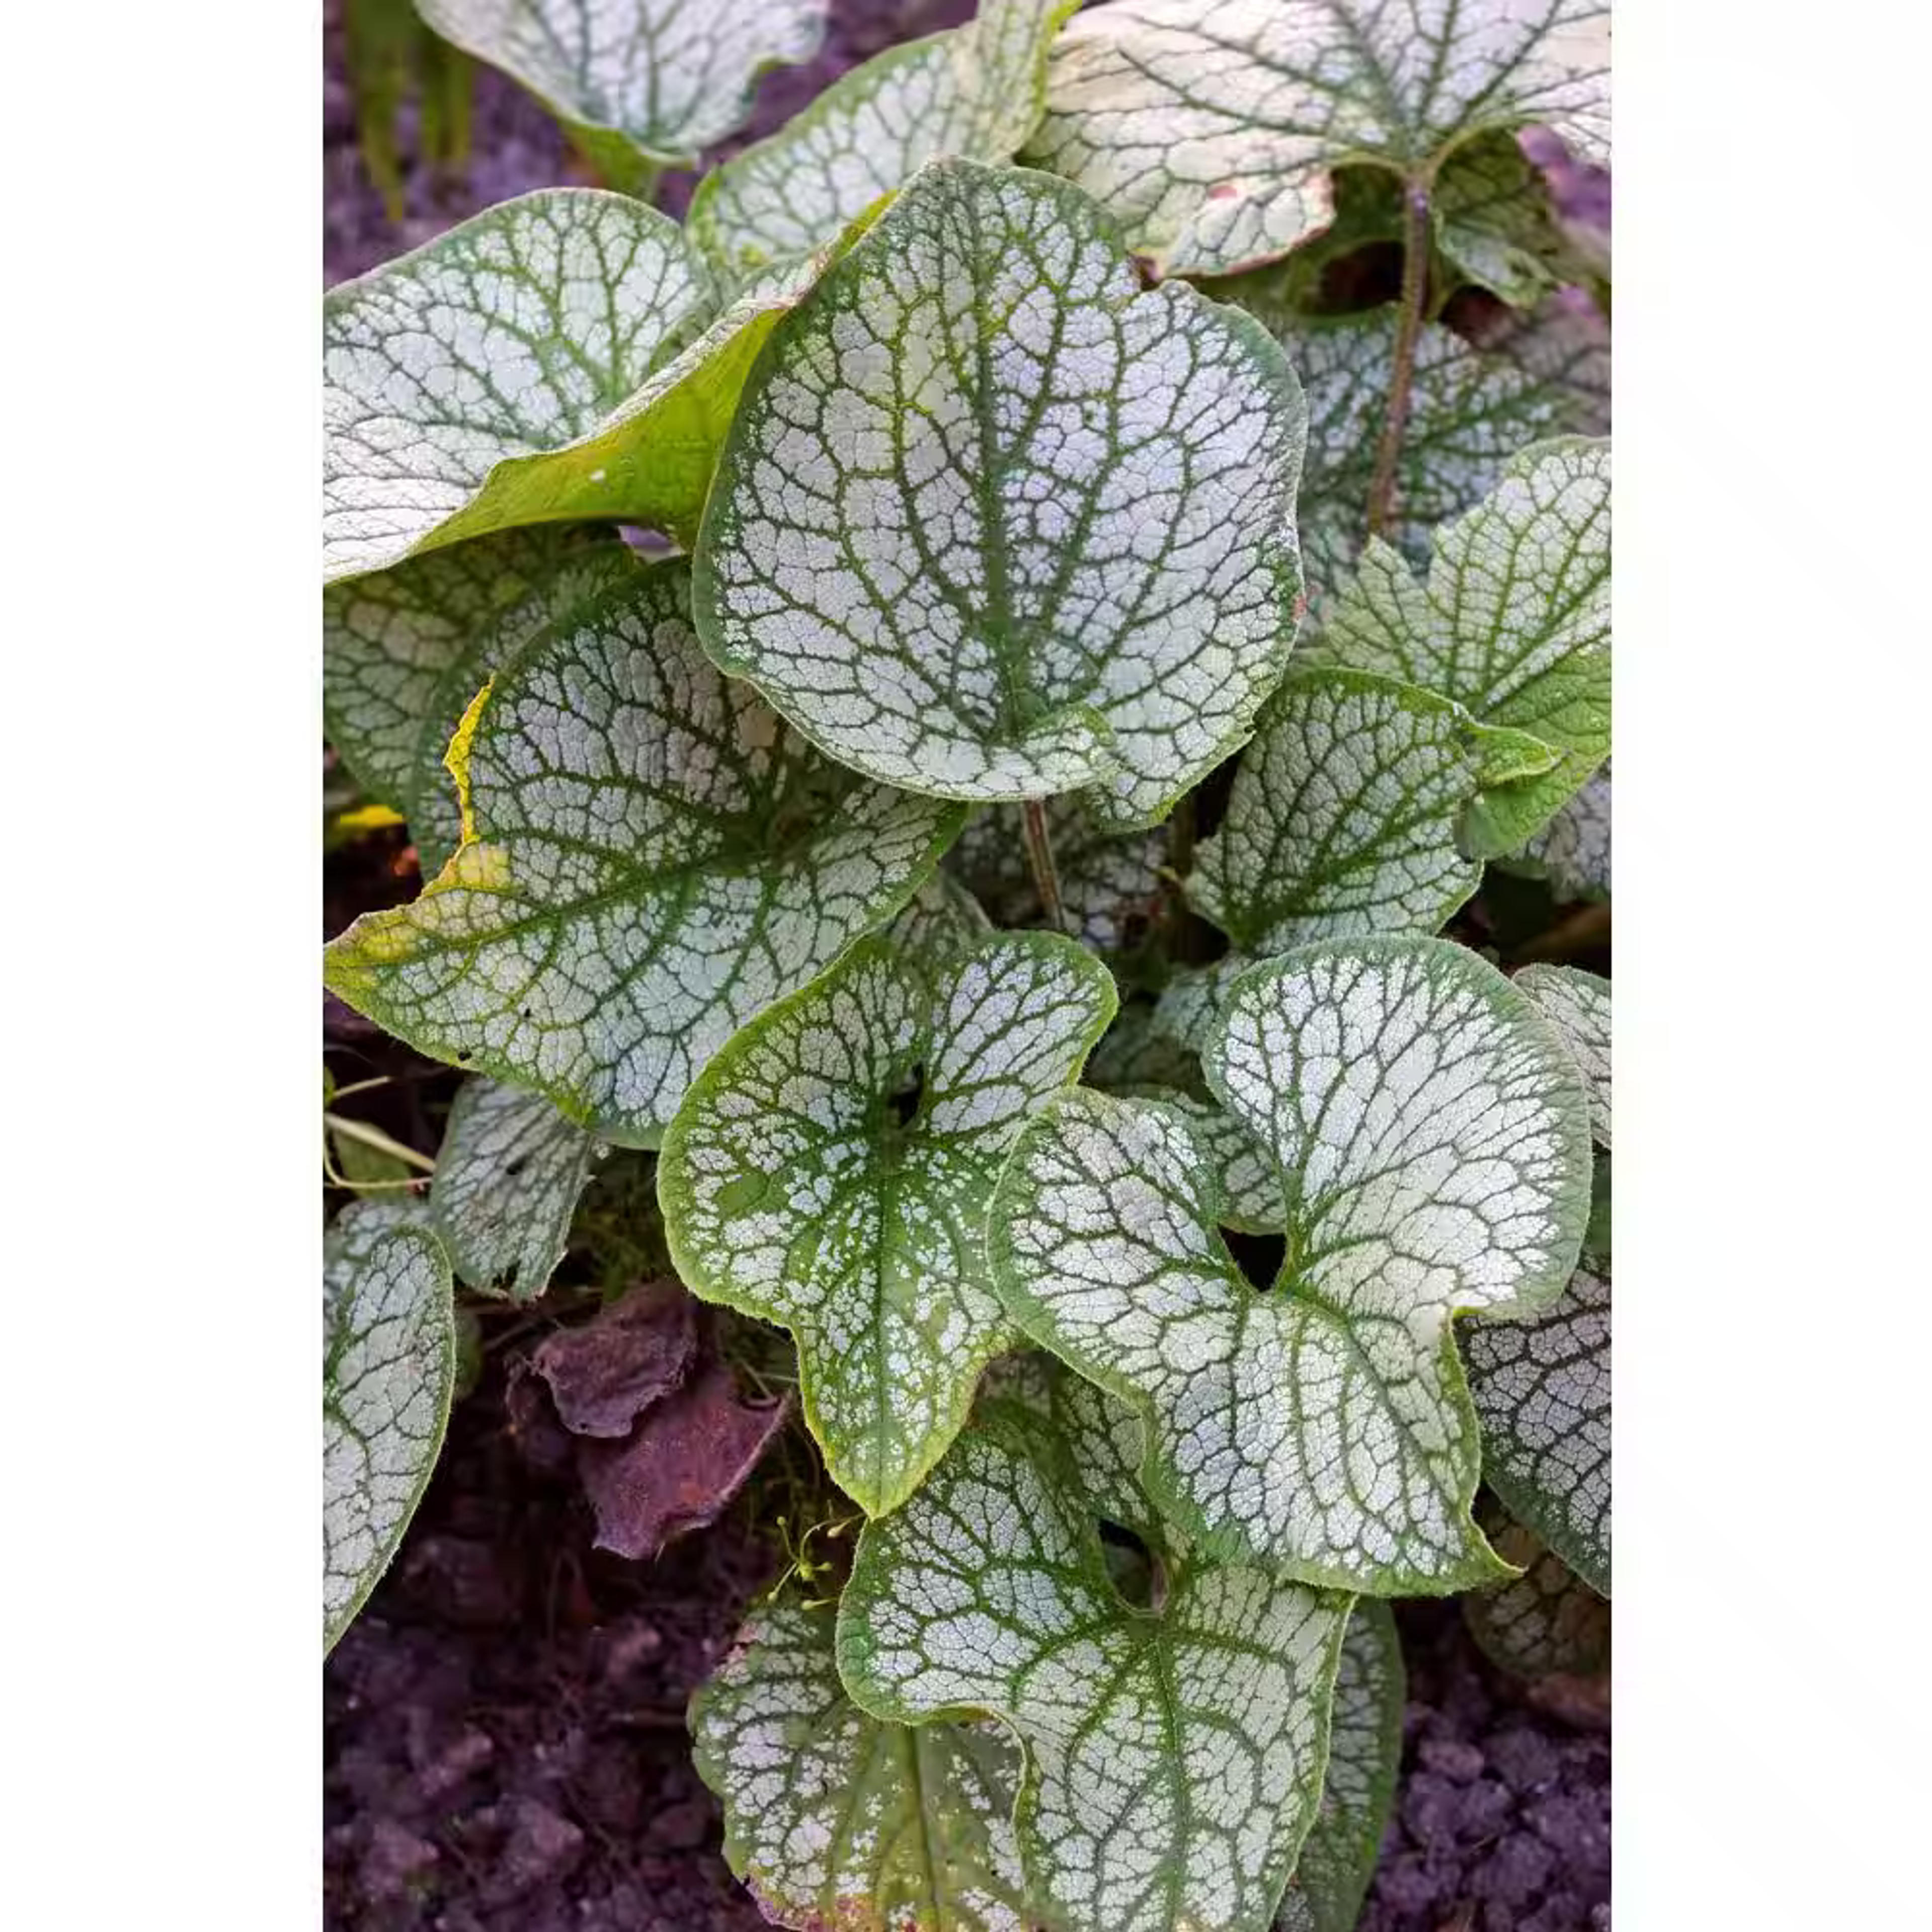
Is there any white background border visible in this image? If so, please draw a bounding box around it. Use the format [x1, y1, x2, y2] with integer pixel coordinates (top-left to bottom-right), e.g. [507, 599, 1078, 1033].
[4, 0, 1930, 1924]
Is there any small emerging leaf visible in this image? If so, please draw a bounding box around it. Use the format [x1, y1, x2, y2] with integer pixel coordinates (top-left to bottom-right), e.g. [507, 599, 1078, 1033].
[693, 156, 1308, 829]
[324, 1200, 455, 1650]
[1186, 666, 1559, 953]
[991, 937, 1593, 1592]
[431, 1078, 606, 1301]
[415, 0, 827, 167]
[1024, 0, 1610, 278]
[838, 1396, 1351, 1932]
[1276, 1600, 1405, 1932]
[1464, 1261, 1611, 1594]
[324, 556, 962, 1142]
[1326, 438, 1611, 854]
[689, 0, 1076, 281]
[691, 1599, 1035, 1932]
[659, 932, 1115, 1513]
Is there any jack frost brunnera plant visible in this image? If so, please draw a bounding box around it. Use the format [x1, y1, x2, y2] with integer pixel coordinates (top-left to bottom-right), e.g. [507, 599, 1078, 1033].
[321, 3, 1612, 1925]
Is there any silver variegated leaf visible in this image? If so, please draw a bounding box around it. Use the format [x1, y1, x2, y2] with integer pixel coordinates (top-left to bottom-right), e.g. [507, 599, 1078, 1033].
[1510, 759, 1610, 900]
[324, 190, 712, 582]
[1258, 310, 1597, 608]
[1024, 0, 1610, 278]
[323, 529, 629, 873]
[692, 156, 1308, 829]
[324, 1199, 455, 1650]
[690, 1599, 1035, 1931]
[430, 1077, 606, 1300]
[1185, 667, 1559, 953]
[1276, 1600, 1405, 1932]
[837, 1397, 1352, 1932]
[1325, 438, 1610, 855]
[1516, 963, 1609, 1147]
[415, 0, 826, 166]
[688, 0, 1076, 281]
[1463, 1516, 1609, 1677]
[323, 204, 852, 583]
[324, 556, 962, 1143]
[659, 932, 1115, 1513]
[885, 870, 996, 972]
[1464, 1261, 1610, 1594]
[991, 937, 1594, 1592]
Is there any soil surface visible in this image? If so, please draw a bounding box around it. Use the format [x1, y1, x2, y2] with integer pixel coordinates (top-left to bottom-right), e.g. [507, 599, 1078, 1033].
[323, 8, 1612, 1926]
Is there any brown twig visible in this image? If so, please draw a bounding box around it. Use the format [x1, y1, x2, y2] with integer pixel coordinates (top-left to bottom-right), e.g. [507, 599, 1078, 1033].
[1365, 182, 1433, 540]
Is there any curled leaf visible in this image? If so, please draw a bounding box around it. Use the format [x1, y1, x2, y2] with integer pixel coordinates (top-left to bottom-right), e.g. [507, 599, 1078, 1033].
[577, 1359, 790, 1558]
[527, 1278, 698, 1437]
[689, 0, 1076, 280]
[415, 0, 827, 167]
[324, 190, 712, 582]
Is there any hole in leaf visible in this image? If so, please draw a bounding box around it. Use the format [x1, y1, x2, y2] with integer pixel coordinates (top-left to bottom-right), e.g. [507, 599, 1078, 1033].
[1224, 1229, 1286, 1293]
[887, 1064, 925, 1129]
[1098, 1519, 1164, 1612]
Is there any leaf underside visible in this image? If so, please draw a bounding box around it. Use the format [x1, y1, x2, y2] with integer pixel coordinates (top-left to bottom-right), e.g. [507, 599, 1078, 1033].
[659, 930, 1115, 1514]
[324, 1200, 456, 1650]
[991, 936, 1594, 1592]
[324, 554, 962, 1142]
[838, 1397, 1351, 1932]
[1511, 758, 1611, 900]
[1023, 0, 1611, 278]
[693, 155, 1308, 829]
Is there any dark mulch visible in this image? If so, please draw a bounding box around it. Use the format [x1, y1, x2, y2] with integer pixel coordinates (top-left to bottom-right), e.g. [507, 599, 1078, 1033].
[325, 1362, 780, 1932]
[323, 6, 1611, 1926]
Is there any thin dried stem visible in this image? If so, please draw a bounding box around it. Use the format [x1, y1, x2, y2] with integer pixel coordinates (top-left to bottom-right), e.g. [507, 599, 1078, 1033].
[1021, 797, 1067, 933]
